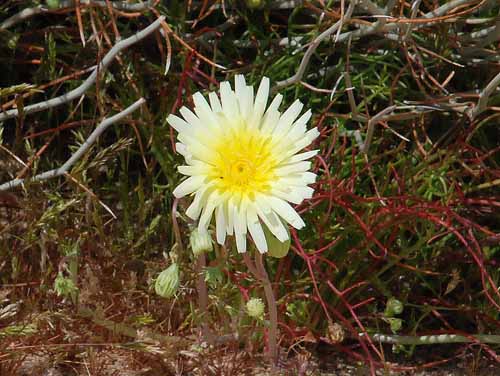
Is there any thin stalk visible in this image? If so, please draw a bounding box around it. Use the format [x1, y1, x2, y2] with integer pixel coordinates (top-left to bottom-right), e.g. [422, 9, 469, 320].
[195, 253, 214, 344]
[255, 252, 278, 365]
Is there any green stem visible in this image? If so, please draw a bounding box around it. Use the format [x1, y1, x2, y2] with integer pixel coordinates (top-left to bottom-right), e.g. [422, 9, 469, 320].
[255, 252, 278, 365]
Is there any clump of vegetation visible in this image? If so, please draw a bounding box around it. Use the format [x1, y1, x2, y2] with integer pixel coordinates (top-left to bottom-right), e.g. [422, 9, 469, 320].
[1, 0, 499, 374]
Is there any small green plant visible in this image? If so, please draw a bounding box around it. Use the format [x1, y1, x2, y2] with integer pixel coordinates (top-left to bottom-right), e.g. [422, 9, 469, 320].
[54, 272, 79, 299]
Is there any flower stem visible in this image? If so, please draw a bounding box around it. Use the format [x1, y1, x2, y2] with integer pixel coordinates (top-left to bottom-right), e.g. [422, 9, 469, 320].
[195, 253, 214, 344]
[255, 252, 278, 365]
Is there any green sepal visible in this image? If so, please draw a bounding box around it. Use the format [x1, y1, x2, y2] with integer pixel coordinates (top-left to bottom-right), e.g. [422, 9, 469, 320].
[263, 223, 291, 258]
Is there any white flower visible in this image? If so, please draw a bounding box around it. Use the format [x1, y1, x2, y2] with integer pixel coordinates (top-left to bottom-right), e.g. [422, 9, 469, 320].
[168, 75, 318, 254]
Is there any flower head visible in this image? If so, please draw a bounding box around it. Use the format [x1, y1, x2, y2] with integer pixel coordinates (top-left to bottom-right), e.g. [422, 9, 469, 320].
[168, 75, 318, 253]
[246, 297, 265, 319]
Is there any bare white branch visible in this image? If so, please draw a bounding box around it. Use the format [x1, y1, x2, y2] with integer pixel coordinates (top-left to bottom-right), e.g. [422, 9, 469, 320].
[0, 98, 145, 192]
[471, 71, 500, 119]
[0, 0, 154, 30]
[0, 16, 163, 122]
[275, 0, 357, 90]
[361, 105, 397, 154]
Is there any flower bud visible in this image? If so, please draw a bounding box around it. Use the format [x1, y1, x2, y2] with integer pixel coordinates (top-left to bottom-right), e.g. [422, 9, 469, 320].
[46, 0, 60, 10]
[246, 298, 265, 319]
[327, 322, 345, 343]
[386, 317, 403, 333]
[155, 263, 180, 299]
[263, 223, 291, 258]
[246, 0, 264, 9]
[384, 297, 404, 317]
[190, 228, 213, 257]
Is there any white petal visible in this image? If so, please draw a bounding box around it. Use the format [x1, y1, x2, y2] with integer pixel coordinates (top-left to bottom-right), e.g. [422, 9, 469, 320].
[265, 196, 305, 229]
[283, 128, 320, 158]
[306, 127, 320, 142]
[286, 109, 312, 140]
[209, 92, 222, 113]
[294, 109, 312, 127]
[193, 92, 219, 130]
[297, 186, 315, 199]
[178, 134, 217, 163]
[286, 122, 307, 143]
[260, 94, 283, 133]
[234, 195, 248, 253]
[261, 108, 281, 134]
[271, 185, 314, 204]
[177, 162, 210, 176]
[271, 187, 303, 205]
[175, 143, 192, 161]
[249, 77, 269, 128]
[287, 150, 318, 164]
[273, 99, 303, 137]
[226, 197, 236, 236]
[234, 197, 248, 236]
[235, 75, 253, 122]
[265, 93, 283, 116]
[235, 230, 247, 253]
[235, 75, 246, 95]
[198, 191, 220, 230]
[179, 107, 203, 128]
[243, 86, 254, 122]
[298, 172, 317, 184]
[215, 206, 227, 245]
[275, 161, 312, 176]
[167, 114, 190, 134]
[220, 81, 238, 119]
[274, 174, 317, 190]
[254, 198, 289, 242]
[247, 204, 267, 253]
[186, 183, 213, 219]
[173, 175, 205, 198]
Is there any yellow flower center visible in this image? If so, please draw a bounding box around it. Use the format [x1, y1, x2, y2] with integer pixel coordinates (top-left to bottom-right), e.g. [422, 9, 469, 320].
[211, 126, 276, 195]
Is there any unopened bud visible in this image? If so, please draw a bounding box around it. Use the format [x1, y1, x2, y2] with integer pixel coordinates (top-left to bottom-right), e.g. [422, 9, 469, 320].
[46, 0, 60, 10]
[384, 297, 404, 317]
[263, 223, 291, 258]
[246, 0, 264, 9]
[246, 298, 265, 319]
[155, 263, 180, 299]
[190, 228, 213, 257]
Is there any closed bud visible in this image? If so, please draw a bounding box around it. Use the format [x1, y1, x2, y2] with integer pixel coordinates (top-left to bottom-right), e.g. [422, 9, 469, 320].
[387, 317, 403, 333]
[190, 228, 213, 257]
[263, 223, 291, 258]
[155, 263, 180, 299]
[46, 0, 60, 10]
[246, 0, 264, 9]
[384, 297, 404, 317]
[246, 298, 265, 319]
